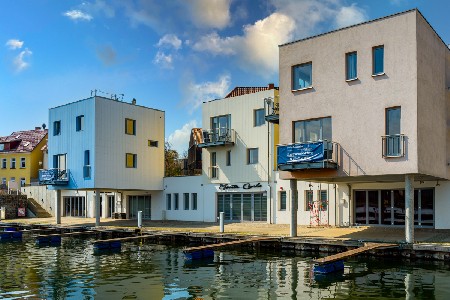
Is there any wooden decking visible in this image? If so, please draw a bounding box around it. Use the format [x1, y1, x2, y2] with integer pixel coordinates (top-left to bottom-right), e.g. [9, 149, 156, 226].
[92, 234, 160, 244]
[183, 237, 272, 253]
[313, 242, 397, 265]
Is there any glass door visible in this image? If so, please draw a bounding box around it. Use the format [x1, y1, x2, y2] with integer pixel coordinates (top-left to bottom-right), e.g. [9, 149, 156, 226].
[232, 194, 241, 221]
[355, 191, 367, 224]
[242, 194, 252, 221]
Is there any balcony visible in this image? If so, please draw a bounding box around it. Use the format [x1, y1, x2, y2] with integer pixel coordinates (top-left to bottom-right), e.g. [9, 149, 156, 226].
[265, 102, 279, 124]
[382, 134, 405, 158]
[38, 169, 69, 185]
[198, 128, 236, 148]
[277, 140, 339, 171]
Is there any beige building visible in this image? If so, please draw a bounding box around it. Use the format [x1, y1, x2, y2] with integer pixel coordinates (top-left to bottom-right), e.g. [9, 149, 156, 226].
[278, 9, 450, 237]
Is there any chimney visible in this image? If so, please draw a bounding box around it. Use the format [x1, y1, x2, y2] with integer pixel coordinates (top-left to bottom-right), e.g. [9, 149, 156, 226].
[268, 83, 275, 90]
[131, 98, 137, 105]
[35, 127, 41, 130]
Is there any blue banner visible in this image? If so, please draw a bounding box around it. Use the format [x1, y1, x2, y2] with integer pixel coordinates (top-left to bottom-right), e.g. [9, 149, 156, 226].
[277, 141, 324, 165]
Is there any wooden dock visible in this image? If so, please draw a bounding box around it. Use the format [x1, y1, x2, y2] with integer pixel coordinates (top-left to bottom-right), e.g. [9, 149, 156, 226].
[183, 236, 272, 253]
[36, 231, 96, 239]
[313, 242, 397, 265]
[92, 234, 159, 245]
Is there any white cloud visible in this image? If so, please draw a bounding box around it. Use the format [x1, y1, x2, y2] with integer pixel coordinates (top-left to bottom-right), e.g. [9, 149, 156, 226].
[192, 32, 239, 55]
[182, 74, 231, 113]
[334, 4, 367, 28]
[153, 51, 173, 69]
[157, 34, 182, 50]
[189, 0, 231, 29]
[167, 120, 198, 154]
[63, 10, 93, 21]
[5, 39, 24, 50]
[13, 48, 32, 72]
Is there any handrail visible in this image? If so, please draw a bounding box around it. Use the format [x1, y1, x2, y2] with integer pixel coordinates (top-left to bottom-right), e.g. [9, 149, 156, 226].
[382, 134, 405, 158]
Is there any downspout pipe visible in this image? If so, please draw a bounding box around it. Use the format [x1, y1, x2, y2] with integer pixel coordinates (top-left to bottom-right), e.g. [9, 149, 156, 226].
[347, 183, 352, 227]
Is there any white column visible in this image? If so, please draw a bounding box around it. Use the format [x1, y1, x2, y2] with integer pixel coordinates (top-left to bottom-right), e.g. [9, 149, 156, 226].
[55, 189, 61, 224]
[290, 179, 298, 237]
[405, 175, 414, 244]
[95, 190, 101, 227]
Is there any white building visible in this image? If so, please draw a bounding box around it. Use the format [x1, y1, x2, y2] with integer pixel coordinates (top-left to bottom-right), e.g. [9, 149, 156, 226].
[40, 96, 165, 224]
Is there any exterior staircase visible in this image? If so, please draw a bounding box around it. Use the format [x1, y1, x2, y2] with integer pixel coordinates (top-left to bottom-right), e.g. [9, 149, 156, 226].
[27, 197, 52, 218]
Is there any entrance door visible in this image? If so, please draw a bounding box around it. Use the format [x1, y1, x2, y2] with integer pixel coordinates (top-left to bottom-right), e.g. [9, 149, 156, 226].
[129, 195, 151, 219]
[217, 193, 267, 222]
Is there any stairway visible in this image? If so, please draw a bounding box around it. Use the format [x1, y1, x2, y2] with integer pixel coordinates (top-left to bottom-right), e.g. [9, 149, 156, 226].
[27, 198, 52, 218]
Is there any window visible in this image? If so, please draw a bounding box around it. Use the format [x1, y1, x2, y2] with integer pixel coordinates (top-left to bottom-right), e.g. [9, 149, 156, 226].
[280, 191, 287, 211]
[76, 115, 84, 131]
[319, 190, 328, 211]
[305, 190, 314, 211]
[248, 148, 258, 164]
[373, 45, 384, 75]
[384, 107, 402, 157]
[174, 193, 179, 210]
[1, 178, 6, 185]
[211, 114, 231, 142]
[254, 109, 265, 127]
[184, 193, 190, 210]
[0, 144, 4, 151]
[294, 117, 332, 143]
[20, 178, 26, 187]
[346, 52, 357, 80]
[148, 140, 158, 147]
[20, 157, 26, 168]
[166, 194, 172, 210]
[226, 150, 231, 166]
[53, 121, 61, 136]
[1, 158, 6, 169]
[10, 177, 15, 182]
[126, 153, 137, 168]
[84, 150, 91, 178]
[10, 158, 16, 169]
[292, 62, 312, 90]
[192, 193, 198, 210]
[53, 154, 67, 170]
[211, 152, 217, 178]
[125, 118, 136, 135]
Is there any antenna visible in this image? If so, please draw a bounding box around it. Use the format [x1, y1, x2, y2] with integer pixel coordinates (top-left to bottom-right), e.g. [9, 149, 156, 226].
[92, 89, 124, 101]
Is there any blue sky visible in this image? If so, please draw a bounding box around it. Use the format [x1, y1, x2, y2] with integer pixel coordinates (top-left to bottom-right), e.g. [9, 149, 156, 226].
[1, 0, 449, 153]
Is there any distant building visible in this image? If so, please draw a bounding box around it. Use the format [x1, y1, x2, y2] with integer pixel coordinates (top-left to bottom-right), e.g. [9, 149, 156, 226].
[187, 128, 202, 175]
[0, 127, 47, 188]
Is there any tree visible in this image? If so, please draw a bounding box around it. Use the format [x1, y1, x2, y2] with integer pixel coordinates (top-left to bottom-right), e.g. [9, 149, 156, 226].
[165, 142, 182, 177]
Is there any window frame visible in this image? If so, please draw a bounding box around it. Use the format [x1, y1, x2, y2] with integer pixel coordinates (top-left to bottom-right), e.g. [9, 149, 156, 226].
[174, 193, 179, 210]
[292, 62, 313, 91]
[372, 45, 384, 76]
[184, 193, 190, 210]
[211, 152, 218, 178]
[305, 190, 314, 211]
[76, 115, 84, 132]
[254, 108, 265, 127]
[125, 153, 137, 168]
[279, 191, 287, 211]
[125, 118, 136, 135]
[53, 121, 61, 136]
[20, 157, 26, 168]
[345, 51, 358, 81]
[247, 148, 258, 165]
[1, 158, 7, 169]
[10, 158, 16, 169]
[192, 193, 198, 210]
[318, 190, 328, 211]
[293, 117, 332, 143]
[226, 150, 231, 166]
[166, 194, 172, 210]
[148, 140, 158, 147]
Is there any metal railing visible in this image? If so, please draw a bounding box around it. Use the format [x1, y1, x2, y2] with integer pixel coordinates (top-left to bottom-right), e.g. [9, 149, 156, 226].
[201, 128, 236, 144]
[277, 140, 340, 168]
[38, 168, 69, 185]
[382, 134, 405, 158]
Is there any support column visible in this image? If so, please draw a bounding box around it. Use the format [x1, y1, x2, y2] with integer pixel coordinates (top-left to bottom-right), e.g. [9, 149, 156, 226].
[55, 189, 61, 225]
[405, 175, 414, 244]
[95, 190, 101, 227]
[290, 179, 298, 237]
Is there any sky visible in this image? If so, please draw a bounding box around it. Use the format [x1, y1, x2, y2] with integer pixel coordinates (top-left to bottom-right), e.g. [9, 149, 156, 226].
[1, 0, 449, 154]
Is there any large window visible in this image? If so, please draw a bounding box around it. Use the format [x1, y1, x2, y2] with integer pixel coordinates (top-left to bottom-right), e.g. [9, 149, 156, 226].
[125, 118, 136, 135]
[126, 153, 137, 168]
[53, 154, 67, 170]
[53, 121, 61, 136]
[184, 193, 190, 210]
[254, 109, 265, 127]
[373, 45, 384, 75]
[211, 114, 231, 142]
[280, 191, 287, 211]
[76, 115, 84, 131]
[247, 148, 258, 165]
[292, 62, 312, 90]
[346, 52, 357, 80]
[294, 117, 332, 143]
[385, 107, 402, 157]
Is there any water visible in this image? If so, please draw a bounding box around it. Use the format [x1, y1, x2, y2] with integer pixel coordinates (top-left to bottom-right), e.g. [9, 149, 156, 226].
[1, 235, 450, 299]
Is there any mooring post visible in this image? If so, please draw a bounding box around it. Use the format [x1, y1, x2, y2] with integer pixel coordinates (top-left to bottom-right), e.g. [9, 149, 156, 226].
[290, 179, 298, 237]
[219, 212, 224, 233]
[138, 211, 143, 228]
[405, 174, 414, 244]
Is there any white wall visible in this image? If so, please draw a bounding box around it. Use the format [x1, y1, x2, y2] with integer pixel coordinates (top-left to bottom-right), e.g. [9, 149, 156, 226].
[434, 182, 450, 229]
[22, 185, 56, 216]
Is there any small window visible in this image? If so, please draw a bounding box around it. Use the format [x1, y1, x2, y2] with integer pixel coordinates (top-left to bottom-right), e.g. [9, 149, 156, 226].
[1, 158, 6, 169]
[174, 193, 179, 210]
[211, 152, 217, 178]
[148, 140, 158, 147]
[254, 108, 265, 127]
[305, 190, 314, 211]
[280, 191, 287, 211]
[373, 45, 384, 75]
[10, 158, 16, 169]
[346, 52, 357, 80]
[192, 193, 198, 210]
[166, 194, 172, 210]
[247, 148, 258, 165]
[0, 144, 4, 151]
[10, 177, 15, 182]
[1, 178, 6, 184]
[53, 121, 61, 136]
[292, 62, 312, 90]
[125, 118, 136, 135]
[84, 150, 91, 178]
[20, 178, 26, 187]
[20, 157, 26, 168]
[226, 150, 231, 166]
[184, 193, 190, 210]
[319, 190, 328, 211]
[126, 153, 137, 168]
[76, 115, 84, 131]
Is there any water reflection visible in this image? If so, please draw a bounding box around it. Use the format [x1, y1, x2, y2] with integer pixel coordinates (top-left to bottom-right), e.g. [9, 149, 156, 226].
[0, 236, 450, 299]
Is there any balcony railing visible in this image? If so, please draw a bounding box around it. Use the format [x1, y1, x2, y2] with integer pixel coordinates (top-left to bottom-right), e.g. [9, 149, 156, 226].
[265, 102, 279, 124]
[38, 168, 69, 185]
[198, 128, 236, 148]
[277, 140, 339, 171]
[382, 134, 405, 158]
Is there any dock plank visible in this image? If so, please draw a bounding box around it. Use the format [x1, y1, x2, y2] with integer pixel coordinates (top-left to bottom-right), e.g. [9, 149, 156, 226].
[92, 234, 159, 244]
[183, 237, 272, 253]
[313, 243, 397, 265]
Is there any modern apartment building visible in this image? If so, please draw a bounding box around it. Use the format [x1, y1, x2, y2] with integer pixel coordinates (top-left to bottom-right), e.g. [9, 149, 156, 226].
[40, 96, 165, 224]
[277, 9, 450, 237]
[0, 128, 47, 188]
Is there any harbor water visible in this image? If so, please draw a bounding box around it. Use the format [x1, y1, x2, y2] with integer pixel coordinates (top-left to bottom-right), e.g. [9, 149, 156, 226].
[1, 235, 450, 299]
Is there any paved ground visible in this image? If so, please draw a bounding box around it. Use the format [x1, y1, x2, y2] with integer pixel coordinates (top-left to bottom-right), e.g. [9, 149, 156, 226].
[3, 217, 450, 244]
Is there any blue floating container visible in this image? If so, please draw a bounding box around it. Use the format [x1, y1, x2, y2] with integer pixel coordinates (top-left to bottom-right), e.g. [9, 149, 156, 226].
[12, 231, 23, 239]
[0, 232, 13, 240]
[5, 227, 17, 232]
[50, 236, 62, 243]
[109, 241, 121, 249]
[184, 251, 204, 260]
[314, 260, 345, 274]
[36, 236, 50, 245]
[202, 249, 214, 258]
[94, 242, 110, 250]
